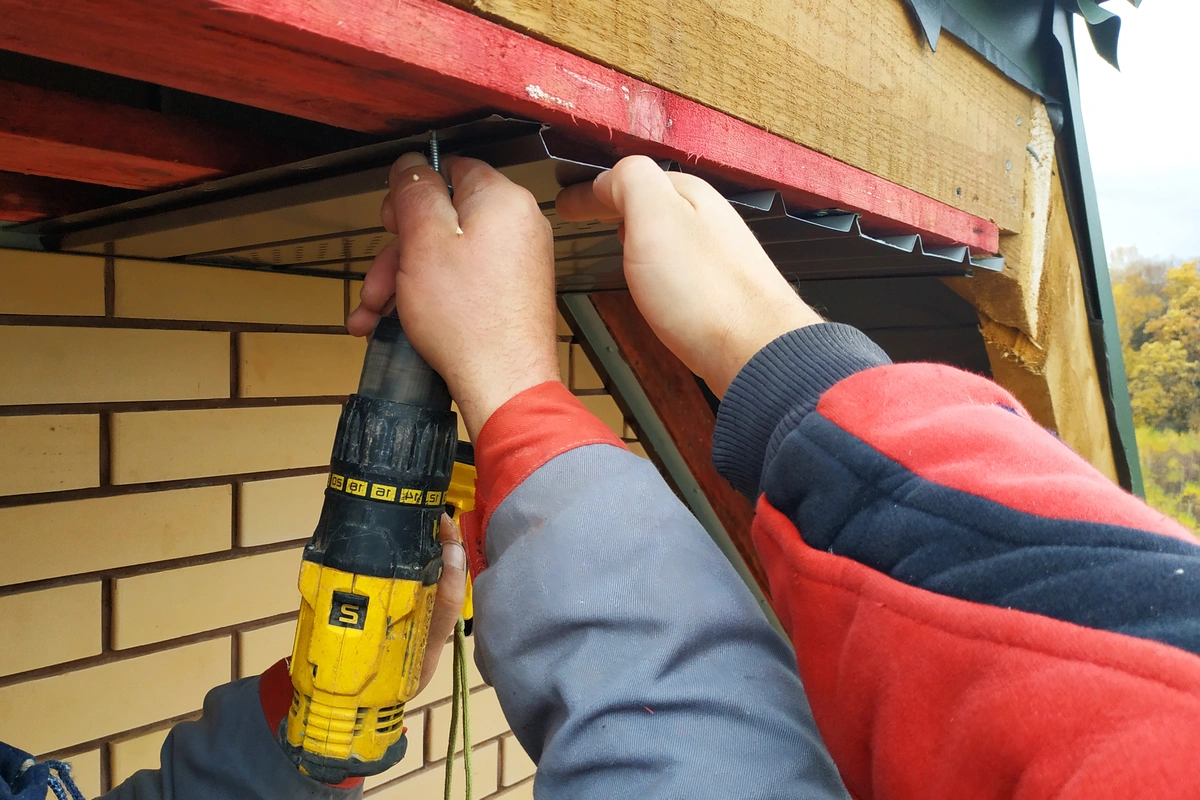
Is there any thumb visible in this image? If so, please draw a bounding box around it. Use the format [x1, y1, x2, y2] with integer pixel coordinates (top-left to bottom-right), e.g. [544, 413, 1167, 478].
[556, 155, 680, 222]
[596, 155, 684, 218]
[417, 514, 467, 694]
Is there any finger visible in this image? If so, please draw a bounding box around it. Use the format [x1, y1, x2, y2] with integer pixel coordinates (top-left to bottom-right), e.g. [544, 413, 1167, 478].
[556, 156, 687, 223]
[446, 156, 509, 195]
[555, 180, 620, 222]
[664, 171, 728, 211]
[387, 152, 458, 242]
[597, 155, 689, 220]
[445, 157, 531, 222]
[380, 152, 439, 234]
[418, 514, 467, 691]
[345, 238, 401, 336]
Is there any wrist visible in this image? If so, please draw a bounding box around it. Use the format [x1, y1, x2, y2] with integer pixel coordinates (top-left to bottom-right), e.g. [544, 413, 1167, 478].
[455, 369, 563, 442]
[708, 301, 824, 398]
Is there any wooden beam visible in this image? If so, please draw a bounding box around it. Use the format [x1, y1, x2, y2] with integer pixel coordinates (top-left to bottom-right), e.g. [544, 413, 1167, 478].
[0, 172, 140, 222]
[0, 80, 314, 190]
[588, 290, 768, 597]
[450, 0, 1036, 233]
[0, 0, 998, 252]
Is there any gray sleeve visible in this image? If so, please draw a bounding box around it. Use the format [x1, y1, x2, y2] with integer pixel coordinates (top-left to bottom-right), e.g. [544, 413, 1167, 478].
[473, 444, 849, 799]
[100, 677, 362, 800]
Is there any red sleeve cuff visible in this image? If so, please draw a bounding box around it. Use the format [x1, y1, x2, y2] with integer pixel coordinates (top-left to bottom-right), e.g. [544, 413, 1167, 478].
[463, 380, 627, 577]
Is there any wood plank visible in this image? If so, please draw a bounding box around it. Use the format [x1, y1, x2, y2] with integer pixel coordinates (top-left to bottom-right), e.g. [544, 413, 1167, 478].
[450, 0, 1035, 233]
[0, 0, 998, 252]
[588, 290, 768, 598]
[0, 80, 314, 190]
[0, 172, 140, 222]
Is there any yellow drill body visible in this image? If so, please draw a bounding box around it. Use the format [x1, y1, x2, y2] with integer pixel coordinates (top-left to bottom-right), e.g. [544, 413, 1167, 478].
[279, 314, 469, 784]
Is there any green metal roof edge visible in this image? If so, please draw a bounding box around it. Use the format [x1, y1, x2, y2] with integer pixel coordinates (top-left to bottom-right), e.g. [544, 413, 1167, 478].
[1052, 8, 1144, 494]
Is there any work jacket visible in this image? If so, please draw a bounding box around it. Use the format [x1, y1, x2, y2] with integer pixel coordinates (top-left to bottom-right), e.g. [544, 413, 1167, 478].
[99, 323, 1200, 799]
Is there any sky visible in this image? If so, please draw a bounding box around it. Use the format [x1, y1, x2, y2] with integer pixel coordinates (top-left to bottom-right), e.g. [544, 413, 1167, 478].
[1075, 3, 1200, 265]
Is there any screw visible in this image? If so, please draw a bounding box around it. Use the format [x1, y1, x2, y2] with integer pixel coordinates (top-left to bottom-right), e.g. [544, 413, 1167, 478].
[1005, 161, 1012, 171]
[429, 130, 452, 195]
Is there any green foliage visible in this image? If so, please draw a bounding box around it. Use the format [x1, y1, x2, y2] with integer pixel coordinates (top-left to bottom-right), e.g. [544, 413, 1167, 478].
[1136, 427, 1200, 532]
[1111, 254, 1200, 431]
[1124, 340, 1200, 432]
[1112, 249, 1200, 534]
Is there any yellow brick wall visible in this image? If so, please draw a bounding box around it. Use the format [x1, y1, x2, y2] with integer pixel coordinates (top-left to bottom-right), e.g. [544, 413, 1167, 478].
[0, 251, 646, 797]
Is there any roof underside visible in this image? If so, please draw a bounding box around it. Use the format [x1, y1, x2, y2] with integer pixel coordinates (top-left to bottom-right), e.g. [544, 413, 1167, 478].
[0, 0, 1139, 488]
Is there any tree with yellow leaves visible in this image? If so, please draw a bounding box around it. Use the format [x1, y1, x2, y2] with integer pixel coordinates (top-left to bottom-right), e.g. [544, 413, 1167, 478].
[1116, 259, 1200, 431]
[1112, 253, 1200, 532]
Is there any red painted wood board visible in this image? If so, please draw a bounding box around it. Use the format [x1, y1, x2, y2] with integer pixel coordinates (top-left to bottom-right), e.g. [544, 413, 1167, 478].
[0, 0, 998, 252]
[0, 172, 141, 222]
[0, 80, 315, 190]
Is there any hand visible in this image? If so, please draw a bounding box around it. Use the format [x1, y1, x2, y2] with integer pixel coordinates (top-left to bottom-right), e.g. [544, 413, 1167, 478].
[556, 156, 823, 397]
[348, 153, 561, 440]
[417, 513, 468, 695]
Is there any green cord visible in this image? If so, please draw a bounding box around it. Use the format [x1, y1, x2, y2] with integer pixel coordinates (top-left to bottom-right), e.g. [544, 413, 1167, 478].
[444, 617, 472, 800]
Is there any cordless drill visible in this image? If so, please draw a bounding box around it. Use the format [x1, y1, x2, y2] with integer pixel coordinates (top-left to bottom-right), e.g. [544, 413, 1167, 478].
[280, 312, 471, 784]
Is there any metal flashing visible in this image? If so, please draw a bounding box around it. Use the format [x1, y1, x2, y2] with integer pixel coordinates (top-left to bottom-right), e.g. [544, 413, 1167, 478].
[1049, 8, 1143, 493]
[1, 116, 999, 292]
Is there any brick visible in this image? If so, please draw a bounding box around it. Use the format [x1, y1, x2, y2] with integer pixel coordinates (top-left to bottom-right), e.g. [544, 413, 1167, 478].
[492, 779, 535, 800]
[0, 327, 229, 405]
[570, 344, 604, 390]
[111, 405, 341, 484]
[237, 619, 298, 677]
[556, 342, 569, 382]
[239, 472, 328, 547]
[578, 395, 624, 437]
[114, 261, 343, 325]
[110, 726, 171, 784]
[428, 687, 510, 759]
[0, 583, 101, 678]
[0, 485, 230, 586]
[239, 333, 366, 398]
[362, 709, 425, 789]
[112, 548, 303, 649]
[0, 251, 104, 316]
[500, 734, 536, 786]
[412, 636, 485, 708]
[53, 749, 102, 799]
[0, 638, 228, 755]
[370, 740, 498, 800]
[0, 414, 98, 497]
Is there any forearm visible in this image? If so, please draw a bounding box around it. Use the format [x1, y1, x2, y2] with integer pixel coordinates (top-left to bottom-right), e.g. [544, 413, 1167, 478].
[714, 322, 1200, 799]
[465, 382, 847, 799]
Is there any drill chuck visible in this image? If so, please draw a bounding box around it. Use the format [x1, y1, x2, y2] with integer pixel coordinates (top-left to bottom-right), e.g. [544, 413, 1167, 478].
[282, 313, 458, 784]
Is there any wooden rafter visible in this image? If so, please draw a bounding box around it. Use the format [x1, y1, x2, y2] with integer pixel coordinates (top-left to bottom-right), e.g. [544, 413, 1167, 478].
[0, 0, 998, 252]
[0, 171, 140, 223]
[0, 79, 315, 191]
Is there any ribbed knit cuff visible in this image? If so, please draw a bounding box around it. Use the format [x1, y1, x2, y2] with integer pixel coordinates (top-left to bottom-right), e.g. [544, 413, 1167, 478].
[712, 323, 891, 497]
